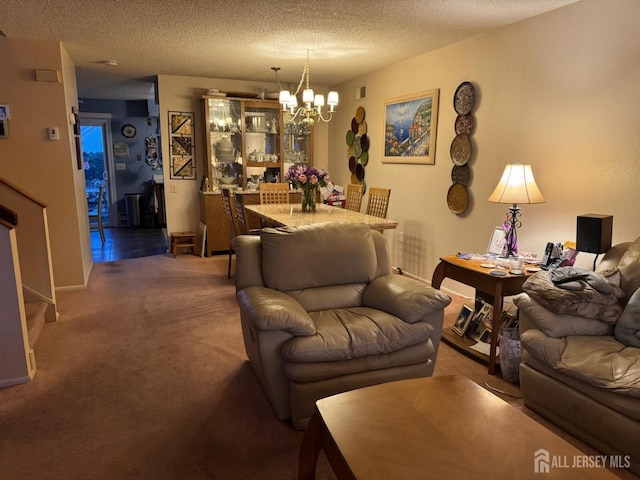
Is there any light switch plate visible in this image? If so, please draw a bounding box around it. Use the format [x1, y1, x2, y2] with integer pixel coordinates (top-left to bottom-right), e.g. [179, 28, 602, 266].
[116, 163, 126, 170]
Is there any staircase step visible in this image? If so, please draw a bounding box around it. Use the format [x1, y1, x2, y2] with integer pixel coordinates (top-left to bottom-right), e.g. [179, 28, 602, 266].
[24, 301, 47, 349]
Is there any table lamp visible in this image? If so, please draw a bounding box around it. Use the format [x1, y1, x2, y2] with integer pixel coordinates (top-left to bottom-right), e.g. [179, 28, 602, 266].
[488, 164, 546, 257]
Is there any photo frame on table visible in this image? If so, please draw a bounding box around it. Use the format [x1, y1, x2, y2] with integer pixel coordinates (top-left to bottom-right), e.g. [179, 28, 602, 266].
[382, 89, 439, 165]
[452, 304, 475, 337]
[487, 226, 506, 256]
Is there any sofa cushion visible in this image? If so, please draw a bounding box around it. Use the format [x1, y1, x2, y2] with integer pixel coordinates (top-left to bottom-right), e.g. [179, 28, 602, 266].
[260, 223, 377, 292]
[522, 330, 640, 397]
[280, 307, 433, 363]
[614, 287, 640, 347]
[618, 236, 640, 301]
[285, 283, 367, 312]
[283, 341, 433, 382]
[522, 270, 624, 324]
[514, 294, 613, 337]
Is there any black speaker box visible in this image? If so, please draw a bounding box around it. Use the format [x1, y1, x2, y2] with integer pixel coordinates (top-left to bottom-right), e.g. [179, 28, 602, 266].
[576, 214, 613, 253]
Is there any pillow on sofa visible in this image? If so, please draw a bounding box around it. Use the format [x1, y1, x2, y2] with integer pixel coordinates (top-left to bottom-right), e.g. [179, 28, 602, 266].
[615, 288, 640, 347]
[618, 236, 640, 301]
[515, 294, 613, 337]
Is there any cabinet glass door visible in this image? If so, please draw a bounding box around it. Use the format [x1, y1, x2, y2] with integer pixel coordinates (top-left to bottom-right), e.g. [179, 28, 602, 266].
[243, 101, 282, 190]
[206, 97, 242, 190]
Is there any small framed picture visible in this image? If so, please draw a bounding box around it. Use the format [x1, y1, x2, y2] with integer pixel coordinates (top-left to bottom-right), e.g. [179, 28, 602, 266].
[0, 119, 8, 138]
[487, 226, 506, 255]
[452, 305, 475, 337]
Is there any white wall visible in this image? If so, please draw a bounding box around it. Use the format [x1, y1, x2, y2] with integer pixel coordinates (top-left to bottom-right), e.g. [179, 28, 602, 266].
[327, 0, 640, 291]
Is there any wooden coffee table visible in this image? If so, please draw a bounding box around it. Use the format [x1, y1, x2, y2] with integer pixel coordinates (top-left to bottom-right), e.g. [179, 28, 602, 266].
[298, 376, 620, 479]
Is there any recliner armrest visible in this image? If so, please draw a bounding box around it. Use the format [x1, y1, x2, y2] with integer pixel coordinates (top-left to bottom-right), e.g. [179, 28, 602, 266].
[362, 274, 451, 323]
[237, 286, 316, 336]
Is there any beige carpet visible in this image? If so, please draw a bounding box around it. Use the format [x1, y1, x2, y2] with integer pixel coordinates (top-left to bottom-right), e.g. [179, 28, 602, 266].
[0, 254, 635, 479]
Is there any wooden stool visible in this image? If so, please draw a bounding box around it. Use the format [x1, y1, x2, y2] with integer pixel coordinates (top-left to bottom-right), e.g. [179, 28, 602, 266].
[170, 232, 196, 257]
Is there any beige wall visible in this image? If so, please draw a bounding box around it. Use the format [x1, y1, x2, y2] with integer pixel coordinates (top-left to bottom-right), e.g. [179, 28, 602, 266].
[0, 38, 87, 288]
[156, 75, 328, 235]
[328, 0, 640, 289]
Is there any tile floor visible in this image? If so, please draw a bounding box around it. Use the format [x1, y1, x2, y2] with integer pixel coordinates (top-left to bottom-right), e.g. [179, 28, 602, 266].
[90, 227, 168, 263]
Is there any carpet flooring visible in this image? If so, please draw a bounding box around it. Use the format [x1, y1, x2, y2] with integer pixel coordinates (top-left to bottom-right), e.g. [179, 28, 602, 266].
[0, 253, 636, 479]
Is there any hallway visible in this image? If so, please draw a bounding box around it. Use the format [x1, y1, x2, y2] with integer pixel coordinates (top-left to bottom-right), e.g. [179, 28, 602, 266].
[90, 227, 168, 262]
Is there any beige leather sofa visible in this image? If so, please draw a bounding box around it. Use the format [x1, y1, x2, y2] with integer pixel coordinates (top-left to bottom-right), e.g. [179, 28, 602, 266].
[232, 222, 451, 429]
[515, 238, 640, 475]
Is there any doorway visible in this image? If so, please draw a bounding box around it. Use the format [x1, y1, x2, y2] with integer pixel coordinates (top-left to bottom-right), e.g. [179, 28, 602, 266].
[80, 113, 117, 227]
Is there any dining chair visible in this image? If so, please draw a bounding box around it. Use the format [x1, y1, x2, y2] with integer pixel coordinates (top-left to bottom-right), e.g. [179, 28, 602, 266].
[366, 187, 391, 219]
[234, 192, 261, 236]
[344, 183, 364, 212]
[221, 188, 237, 278]
[89, 184, 106, 244]
[259, 182, 290, 204]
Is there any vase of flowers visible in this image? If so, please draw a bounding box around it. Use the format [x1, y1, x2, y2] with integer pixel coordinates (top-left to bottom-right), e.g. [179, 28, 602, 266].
[285, 164, 329, 212]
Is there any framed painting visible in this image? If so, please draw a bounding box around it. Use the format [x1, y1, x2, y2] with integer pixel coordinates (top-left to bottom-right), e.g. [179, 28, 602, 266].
[383, 89, 439, 164]
[168, 111, 196, 180]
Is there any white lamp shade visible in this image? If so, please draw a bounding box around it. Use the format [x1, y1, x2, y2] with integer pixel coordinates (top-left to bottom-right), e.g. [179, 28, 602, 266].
[327, 91, 339, 106]
[302, 88, 314, 103]
[488, 164, 546, 205]
[314, 94, 325, 107]
[279, 90, 290, 105]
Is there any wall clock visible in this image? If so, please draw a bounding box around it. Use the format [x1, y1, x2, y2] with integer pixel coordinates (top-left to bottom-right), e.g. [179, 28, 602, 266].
[122, 124, 137, 138]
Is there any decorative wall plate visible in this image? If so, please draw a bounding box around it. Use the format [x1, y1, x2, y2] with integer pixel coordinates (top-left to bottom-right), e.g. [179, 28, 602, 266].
[352, 135, 362, 158]
[447, 183, 469, 214]
[346, 130, 355, 146]
[355, 106, 365, 123]
[453, 81, 475, 115]
[122, 124, 137, 138]
[451, 164, 471, 186]
[358, 121, 367, 136]
[348, 156, 357, 172]
[356, 163, 365, 181]
[360, 134, 370, 152]
[351, 117, 359, 133]
[454, 114, 474, 135]
[360, 151, 369, 166]
[449, 133, 472, 166]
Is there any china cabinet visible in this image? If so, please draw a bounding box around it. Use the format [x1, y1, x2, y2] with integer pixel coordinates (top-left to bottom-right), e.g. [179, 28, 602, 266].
[203, 95, 314, 191]
[200, 95, 313, 255]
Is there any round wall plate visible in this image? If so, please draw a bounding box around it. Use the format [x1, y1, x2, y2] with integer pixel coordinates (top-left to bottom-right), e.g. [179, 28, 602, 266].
[122, 124, 137, 138]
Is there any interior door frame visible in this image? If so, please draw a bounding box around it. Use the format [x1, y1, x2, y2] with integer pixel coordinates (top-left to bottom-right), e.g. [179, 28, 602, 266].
[79, 113, 117, 226]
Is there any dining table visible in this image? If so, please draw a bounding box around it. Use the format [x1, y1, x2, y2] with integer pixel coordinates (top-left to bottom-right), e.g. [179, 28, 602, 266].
[244, 203, 398, 231]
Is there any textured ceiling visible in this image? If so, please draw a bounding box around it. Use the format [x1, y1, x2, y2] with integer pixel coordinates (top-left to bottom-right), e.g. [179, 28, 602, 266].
[0, 0, 577, 100]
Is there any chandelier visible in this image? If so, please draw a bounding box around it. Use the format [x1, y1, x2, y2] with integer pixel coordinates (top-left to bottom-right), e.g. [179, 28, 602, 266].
[272, 51, 339, 126]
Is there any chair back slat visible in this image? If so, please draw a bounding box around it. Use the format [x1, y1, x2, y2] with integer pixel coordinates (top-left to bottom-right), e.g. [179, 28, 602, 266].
[221, 188, 237, 238]
[365, 187, 391, 219]
[234, 191, 250, 235]
[345, 183, 364, 212]
[259, 183, 289, 204]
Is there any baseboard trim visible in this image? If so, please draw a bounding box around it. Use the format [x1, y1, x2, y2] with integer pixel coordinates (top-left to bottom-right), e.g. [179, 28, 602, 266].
[0, 375, 31, 388]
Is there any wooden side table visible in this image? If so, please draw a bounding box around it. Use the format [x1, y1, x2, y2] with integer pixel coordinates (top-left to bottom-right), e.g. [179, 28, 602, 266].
[170, 232, 196, 257]
[431, 255, 533, 374]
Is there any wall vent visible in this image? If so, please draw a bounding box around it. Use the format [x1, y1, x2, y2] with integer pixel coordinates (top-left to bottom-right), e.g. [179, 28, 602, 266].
[354, 85, 366, 100]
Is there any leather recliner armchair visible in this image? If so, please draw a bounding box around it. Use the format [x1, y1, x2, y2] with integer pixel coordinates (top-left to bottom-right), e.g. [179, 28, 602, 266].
[232, 222, 451, 429]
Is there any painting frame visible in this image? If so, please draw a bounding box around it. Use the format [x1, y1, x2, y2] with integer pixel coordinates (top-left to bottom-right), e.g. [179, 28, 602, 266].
[452, 304, 475, 337]
[487, 226, 506, 256]
[383, 89, 439, 165]
[168, 111, 196, 180]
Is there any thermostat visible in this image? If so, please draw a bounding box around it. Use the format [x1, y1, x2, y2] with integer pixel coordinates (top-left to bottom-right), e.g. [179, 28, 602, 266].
[48, 127, 59, 140]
